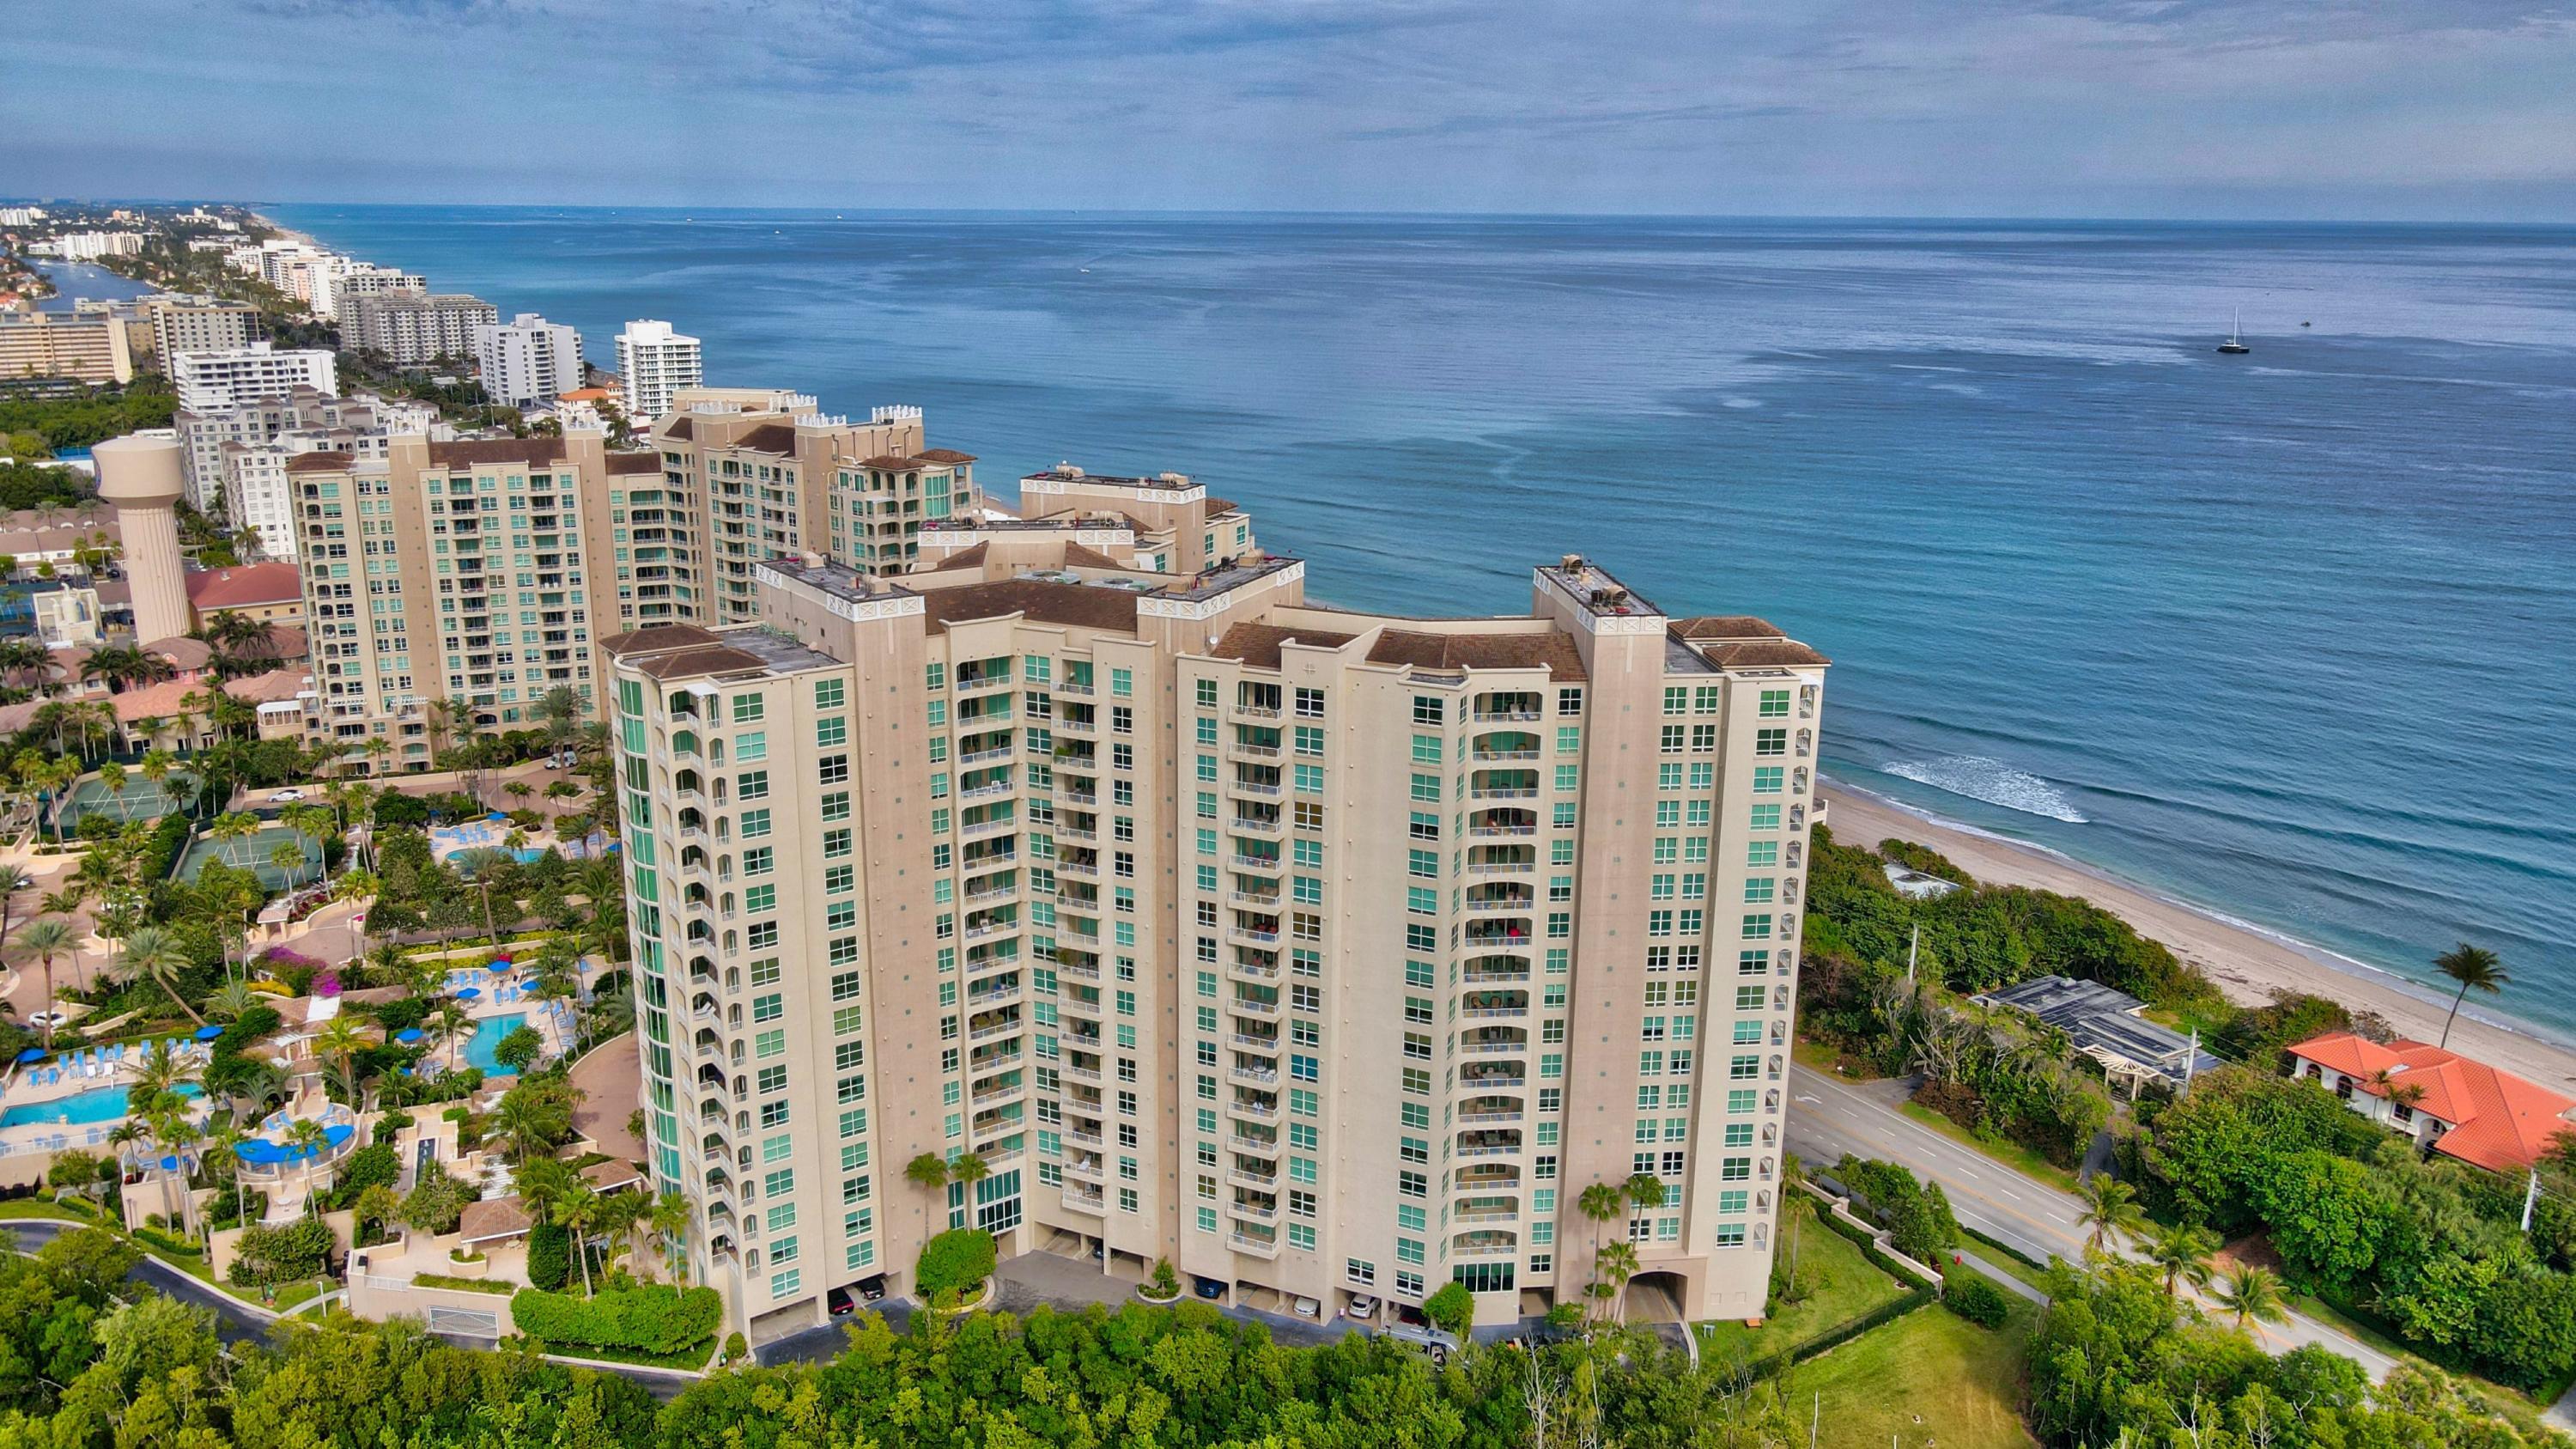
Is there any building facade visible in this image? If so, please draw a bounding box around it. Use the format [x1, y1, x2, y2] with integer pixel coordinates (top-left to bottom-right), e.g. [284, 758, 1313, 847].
[0, 310, 134, 385]
[614, 320, 702, 425]
[291, 435, 617, 769]
[475, 313, 585, 410]
[143, 296, 260, 366]
[174, 385, 384, 518]
[605, 522, 1826, 1343]
[169, 343, 338, 413]
[342, 292, 498, 365]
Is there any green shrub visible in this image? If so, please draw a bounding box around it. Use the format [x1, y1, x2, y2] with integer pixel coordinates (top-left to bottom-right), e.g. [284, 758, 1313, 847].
[916, 1227, 996, 1300]
[1942, 1267, 2010, 1329]
[1145, 1257, 1181, 1300]
[1423, 1282, 1474, 1337]
[491, 1026, 544, 1074]
[411, 1272, 513, 1295]
[526, 1222, 571, 1292]
[329, 1143, 400, 1208]
[510, 1283, 722, 1354]
[228, 1218, 335, 1288]
[134, 1226, 200, 1258]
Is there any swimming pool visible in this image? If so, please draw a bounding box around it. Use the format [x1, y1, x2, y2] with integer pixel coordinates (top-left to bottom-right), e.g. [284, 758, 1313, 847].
[461, 1014, 529, 1076]
[0, 1081, 200, 1128]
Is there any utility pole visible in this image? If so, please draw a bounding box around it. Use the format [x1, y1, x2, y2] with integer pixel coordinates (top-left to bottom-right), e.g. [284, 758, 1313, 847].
[2182, 1028, 2200, 1097]
[1810, 1392, 1819, 1449]
[2524, 1168, 2542, 1233]
[1905, 923, 1918, 984]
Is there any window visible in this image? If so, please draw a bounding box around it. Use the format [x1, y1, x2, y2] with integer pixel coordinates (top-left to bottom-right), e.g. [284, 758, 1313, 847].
[1409, 773, 1440, 802]
[1110, 667, 1133, 697]
[1749, 803, 1780, 831]
[1759, 688, 1790, 718]
[816, 715, 848, 747]
[1347, 1258, 1376, 1286]
[1295, 687, 1325, 718]
[1753, 767, 1783, 794]
[1756, 727, 1787, 756]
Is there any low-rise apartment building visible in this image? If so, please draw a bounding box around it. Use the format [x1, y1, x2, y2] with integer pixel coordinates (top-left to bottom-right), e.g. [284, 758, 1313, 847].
[342, 292, 498, 366]
[605, 516, 1827, 1343]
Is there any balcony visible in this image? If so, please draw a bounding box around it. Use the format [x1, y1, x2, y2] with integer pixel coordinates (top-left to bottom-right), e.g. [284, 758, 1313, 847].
[1062, 1183, 1106, 1212]
[1227, 1199, 1279, 1224]
[1229, 1063, 1279, 1087]
[1227, 1232, 1281, 1260]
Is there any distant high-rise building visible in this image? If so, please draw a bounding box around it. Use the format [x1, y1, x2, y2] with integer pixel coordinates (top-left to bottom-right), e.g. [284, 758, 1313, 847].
[141, 295, 260, 365]
[341, 292, 497, 366]
[168, 342, 337, 412]
[613, 320, 702, 424]
[474, 313, 585, 410]
[0, 310, 136, 385]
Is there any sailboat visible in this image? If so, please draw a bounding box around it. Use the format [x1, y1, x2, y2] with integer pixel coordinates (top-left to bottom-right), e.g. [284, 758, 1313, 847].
[2217, 308, 2250, 355]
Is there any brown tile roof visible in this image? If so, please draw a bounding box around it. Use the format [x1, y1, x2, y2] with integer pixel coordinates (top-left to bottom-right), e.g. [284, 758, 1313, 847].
[1672, 615, 1786, 641]
[283, 451, 355, 474]
[917, 448, 977, 465]
[1366, 628, 1589, 681]
[659, 415, 696, 441]
[581, 1159, 646, 1192]
[2292, 1032, 2576, 1172]
[599, 623, 722, 656]
[459, 1196, 532, 1243]
[931, 542, 989, 572]
[860, 454, 927, 470]
[634, 645, 768, 680]
[185, 562, 301, 609]
[1060, 542, 1121, 570]
[605, 451, 662, 475]
[737, 422, 798, 454]
[919, 580, 1139, 636]
[1210, 622, 1359, 669]
[141, 635, 215, 670]
[1693, 639, 1830, 668]
[427, 438, 569, 469]
[1204, 497, 1240, 517]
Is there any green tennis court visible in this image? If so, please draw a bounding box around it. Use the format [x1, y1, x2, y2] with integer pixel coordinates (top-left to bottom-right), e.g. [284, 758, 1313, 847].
[53, 770, 199, 832]
[174, 824, 323, 891]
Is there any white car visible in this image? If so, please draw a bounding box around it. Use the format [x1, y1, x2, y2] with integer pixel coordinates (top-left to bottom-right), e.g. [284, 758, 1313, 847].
[1291, 1296, 1321, 1319]
[269, 788, 306, 802]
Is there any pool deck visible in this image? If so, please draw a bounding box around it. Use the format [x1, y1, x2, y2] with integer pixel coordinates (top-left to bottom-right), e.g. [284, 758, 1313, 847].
[0, 1046, 215, 1156]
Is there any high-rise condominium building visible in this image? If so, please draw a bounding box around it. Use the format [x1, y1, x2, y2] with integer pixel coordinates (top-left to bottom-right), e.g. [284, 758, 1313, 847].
[169, 342, 339, 412]
[341, 292, 498, 365]
[614, 320, 702, 425]
[289, 434, 640, 769]
[475, 313, 585, 410]
[0, 311, 136, 386]
[142, 296, 260, 366]
[173, 381, 374, 515]
[604, 508, 1828, 1344]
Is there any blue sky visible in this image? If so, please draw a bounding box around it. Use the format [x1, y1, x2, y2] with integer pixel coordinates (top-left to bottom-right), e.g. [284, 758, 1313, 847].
[8, 0, 2574, 218]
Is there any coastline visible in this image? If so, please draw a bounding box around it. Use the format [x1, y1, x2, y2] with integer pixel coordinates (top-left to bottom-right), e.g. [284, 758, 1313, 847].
[1821, 782, 2576, 1096]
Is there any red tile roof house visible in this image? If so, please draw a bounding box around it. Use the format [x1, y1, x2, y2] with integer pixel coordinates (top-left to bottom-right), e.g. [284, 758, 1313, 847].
[2287, 1032, 2576, 1172]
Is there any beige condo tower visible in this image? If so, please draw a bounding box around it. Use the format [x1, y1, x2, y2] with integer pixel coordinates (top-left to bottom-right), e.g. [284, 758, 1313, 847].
[605, 476, 1828, 1344]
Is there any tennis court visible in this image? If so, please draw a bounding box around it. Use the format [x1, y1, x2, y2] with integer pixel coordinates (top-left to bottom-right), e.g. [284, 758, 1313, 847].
[174, 823, 323, 890]
[52, 770, 198, 833]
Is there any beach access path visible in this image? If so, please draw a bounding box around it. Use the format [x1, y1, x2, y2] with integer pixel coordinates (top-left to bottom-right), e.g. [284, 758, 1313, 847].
[1822, 788, 2576, 1095]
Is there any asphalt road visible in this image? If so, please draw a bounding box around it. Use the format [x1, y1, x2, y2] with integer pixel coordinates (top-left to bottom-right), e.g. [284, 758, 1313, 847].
[1783, 1065, 2403, 1379]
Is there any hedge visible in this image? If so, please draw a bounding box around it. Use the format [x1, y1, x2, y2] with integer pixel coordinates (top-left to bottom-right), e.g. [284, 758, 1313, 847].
[510, 1284, 722, 1355]
[526, 1222, 571, 1292]
[413, 1272, 515, 1295]
[1941, 1266, 2011, 1329]
[1740, 1286, 1938, 1381]
[1813, 1194, 1938, 1288]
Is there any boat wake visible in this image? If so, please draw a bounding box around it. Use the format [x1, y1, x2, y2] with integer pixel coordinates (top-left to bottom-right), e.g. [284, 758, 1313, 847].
[1880, 755, 2087, 824]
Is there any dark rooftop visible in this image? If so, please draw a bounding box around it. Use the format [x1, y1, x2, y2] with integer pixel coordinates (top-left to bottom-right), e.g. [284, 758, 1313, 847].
[1210, 622, 1360, 669]
[1366, 627, 1589, 682]
[1976, 975, 2220, 1087]
[427, 438, 569, 468]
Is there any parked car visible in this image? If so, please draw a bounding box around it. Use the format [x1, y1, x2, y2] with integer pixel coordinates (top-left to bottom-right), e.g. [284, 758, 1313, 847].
[1193, 1276, 1226, 1301]
[269, 788, 306, 802]
[855, 1275, 887, 1302]
[1342, 1294, 1380, 1324]
[1291, 1295, 1321, 1319]
[827, 1286, 859, 1317]
[1385, 1306, 1459, 1364]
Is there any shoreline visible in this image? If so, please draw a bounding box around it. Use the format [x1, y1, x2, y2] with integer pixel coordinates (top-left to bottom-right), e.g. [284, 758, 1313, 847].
[1821, 782, 2576, 1096]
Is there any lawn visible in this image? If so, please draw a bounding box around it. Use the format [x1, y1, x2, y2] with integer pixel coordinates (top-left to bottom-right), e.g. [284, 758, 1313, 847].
[1896, 1099, 2083, 1195]
[1960, 1227, 2060, 1298]
[1698, 1218, 1909, 1364]
[1799, 1300, 2038, 1449]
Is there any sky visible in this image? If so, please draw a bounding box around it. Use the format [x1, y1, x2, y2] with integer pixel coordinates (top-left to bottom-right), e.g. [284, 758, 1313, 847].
[6, 0, 2574, 219]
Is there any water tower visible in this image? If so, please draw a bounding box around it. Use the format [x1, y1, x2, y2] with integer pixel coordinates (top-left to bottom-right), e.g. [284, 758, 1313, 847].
[92, 435, 191, 645]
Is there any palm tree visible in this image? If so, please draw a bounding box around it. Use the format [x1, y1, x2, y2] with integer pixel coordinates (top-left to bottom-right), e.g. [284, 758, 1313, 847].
[650, 1190, 694, 1285]
[459, 848, 513, 942]
[2219, 1266, 2288, 1330]
[437, 1001, 472, 1072]
[905, 1152, 951, 1239]
[1623, 1171, 1668, 1215]
[951, 1151, 990, 1221]
[2076, 1174, 2148, 1255]
[313, 1015, 368, 1105]
[205, 979, 259, 1022]
[554, 1180, 603, 1295]
[1576, 1180, 1627, 1323]
[489, 1086, 568, 1163]
[268, 841, 305, 891]
[16, 917, 74, 1049]
[79, 644, 175, 694]
[284, 1117, 330, 1209]
[118, 925, 205, 1026]
[205, 1125, 248, 1227]
[2147, 1222, 2221, 1296]
[0, 862, 29, 945]
[1595, 1239, 1640, 1324]
[2433, 943, 2508, 1049]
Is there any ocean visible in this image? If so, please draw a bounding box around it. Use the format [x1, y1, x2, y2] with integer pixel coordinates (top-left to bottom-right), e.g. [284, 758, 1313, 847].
[260, 207, 2576, 1039]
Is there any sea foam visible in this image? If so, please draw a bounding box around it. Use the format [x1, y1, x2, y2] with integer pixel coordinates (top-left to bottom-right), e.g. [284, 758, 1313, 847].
[1880, 755, 2087, 824]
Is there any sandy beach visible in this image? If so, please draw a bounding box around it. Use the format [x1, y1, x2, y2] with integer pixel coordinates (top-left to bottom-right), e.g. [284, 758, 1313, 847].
[1822, 786, 2576, 1096]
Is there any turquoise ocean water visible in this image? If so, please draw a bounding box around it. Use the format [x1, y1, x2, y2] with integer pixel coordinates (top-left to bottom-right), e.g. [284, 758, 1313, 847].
[259, 208, 2576, 1041]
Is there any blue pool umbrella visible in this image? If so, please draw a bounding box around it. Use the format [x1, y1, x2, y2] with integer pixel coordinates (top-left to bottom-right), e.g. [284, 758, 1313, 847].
[394, 1027, 425, 1044]
[193, 1025, 223, 1041]
[158, 1155, 179, 1171]
[14, 1048, 45, 1064]
[487, 812, 508, 823]
[456, 987, 482, 1001]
